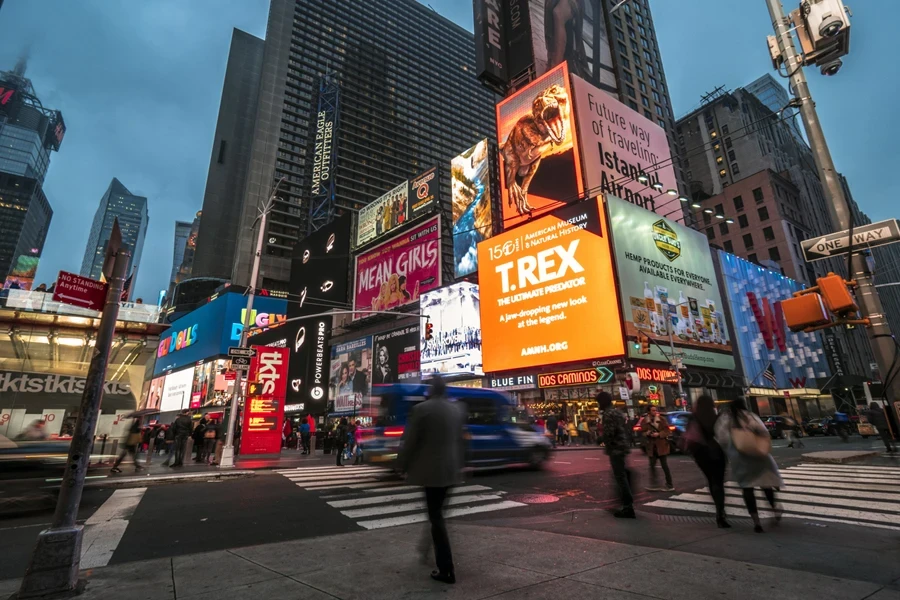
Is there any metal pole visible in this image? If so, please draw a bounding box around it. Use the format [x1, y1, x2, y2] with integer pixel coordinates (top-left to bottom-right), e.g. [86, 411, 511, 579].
[766, 0, 900, 406]
[18, 248, 131, 598]
[220, 183, 280, 468]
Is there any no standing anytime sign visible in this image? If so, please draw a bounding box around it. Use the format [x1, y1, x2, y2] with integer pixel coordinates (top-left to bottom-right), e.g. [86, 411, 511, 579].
[52, 270, 108, 312]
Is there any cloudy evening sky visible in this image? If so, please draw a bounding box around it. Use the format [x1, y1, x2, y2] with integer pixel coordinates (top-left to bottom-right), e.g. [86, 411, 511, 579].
[0, 0, 895, 301]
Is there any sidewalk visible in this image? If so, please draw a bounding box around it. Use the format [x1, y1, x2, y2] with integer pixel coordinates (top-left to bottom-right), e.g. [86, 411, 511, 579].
[0, 522, 894, 600]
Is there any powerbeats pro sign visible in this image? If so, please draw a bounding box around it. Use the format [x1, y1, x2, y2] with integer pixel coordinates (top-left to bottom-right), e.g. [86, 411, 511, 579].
[240, 346, 288, 456]
[478, 197, 624, 372]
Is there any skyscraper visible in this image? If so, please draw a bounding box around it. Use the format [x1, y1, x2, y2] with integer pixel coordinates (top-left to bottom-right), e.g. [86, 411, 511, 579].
[0, 59, 64, 284]
[80, 178, 149, 295]
[193, 0, 496, 290]
[170, 220, 192, 288]
[744, 74, 806, 147]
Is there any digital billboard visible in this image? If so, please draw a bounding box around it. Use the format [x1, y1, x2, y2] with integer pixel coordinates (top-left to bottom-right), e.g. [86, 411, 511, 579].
[607, 195, 735, 370]
[160, 367, 193, 412]
[570, 76, 680, 221]
[288, 213, 352, 320]
[240, 346, 289, 455]
[452, 140, 495, 278]
[143, 376, 165, 411]
[357, 181, 409, 247]
[478, 198, 623, 372]
[409, 167, 439, 219]
[373, 324, 421, 384]
[420, 282, 483, 377]
[353, 216, 441, 320]
[497, 62, 582, 230]
[329, 336, 372, 414]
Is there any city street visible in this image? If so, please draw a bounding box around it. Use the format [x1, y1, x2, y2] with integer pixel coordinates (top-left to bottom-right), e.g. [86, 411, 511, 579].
[2, 435, 898, 598]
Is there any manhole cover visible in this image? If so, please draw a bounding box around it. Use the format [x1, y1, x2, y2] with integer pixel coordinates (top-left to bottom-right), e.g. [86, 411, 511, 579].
[507, 494, 560, 504]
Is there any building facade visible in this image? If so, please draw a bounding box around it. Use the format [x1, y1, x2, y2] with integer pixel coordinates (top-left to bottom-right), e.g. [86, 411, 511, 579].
[194, 0, 496, 290]
[80, 178, 149, 292]
[744, 74, 806, 147]
[0, 61, 64, 283]
[170, 220, 191, 289]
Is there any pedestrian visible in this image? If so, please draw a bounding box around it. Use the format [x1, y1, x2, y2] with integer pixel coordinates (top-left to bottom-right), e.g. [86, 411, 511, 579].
[111, 416, 144, 474]
[282, 418, 293, 449]
[556, 419, 566, 447]
[683, 395, 729, 528]
[155, 425, 166, 455]
[866, 402, 897, 454]
[203, 418, 218, 462]
[170, 409, 193, 468]
[399, 375, 465, 584]
[597, 391, 634, 519]
[714, 398, 784, 533]
[577, 420, 590, 446]
[546, 414, 558, 448]
[299, 415, 311, 455]
[162, 425, 175, 466]
[353, 419, 363, 465]
[335, 417, 349, 466]
[782, 414, 804, 448]
[192, 415, 208, 462]
[567, 420, 578, 445]
[640, 405, 674, 492]
[833, 409, 850, 442]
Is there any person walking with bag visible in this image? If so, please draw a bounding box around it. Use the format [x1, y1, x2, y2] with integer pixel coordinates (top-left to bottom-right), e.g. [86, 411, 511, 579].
[715, 398, 784, 533]
[399, 375, 465, 584]
[334, 417, 349, 466]
[597, 391, 635, 519]
[866, 402, 897, 454]
[641, 405, 674, 492]
[684, 395, 729, 528]
[111, 416, 144, 474]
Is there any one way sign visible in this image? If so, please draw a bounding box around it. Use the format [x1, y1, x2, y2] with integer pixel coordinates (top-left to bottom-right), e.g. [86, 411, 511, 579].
[801, 219, 900, 262]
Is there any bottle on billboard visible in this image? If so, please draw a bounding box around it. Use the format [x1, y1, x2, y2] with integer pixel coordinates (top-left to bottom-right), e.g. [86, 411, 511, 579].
[688, 296, 701, 342]
[655, 286, 669, 335]
[678, 291, 692, 339]
[644, 282, 658, 335]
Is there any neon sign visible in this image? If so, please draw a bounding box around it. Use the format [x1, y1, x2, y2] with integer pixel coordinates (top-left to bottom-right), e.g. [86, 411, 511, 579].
[157, 324, 198, 358]
[231, 309, 287, 340]
[635, 366, 680, 384]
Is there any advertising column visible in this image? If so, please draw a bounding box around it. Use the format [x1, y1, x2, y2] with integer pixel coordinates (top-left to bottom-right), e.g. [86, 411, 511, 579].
[240, 346, 289, 455]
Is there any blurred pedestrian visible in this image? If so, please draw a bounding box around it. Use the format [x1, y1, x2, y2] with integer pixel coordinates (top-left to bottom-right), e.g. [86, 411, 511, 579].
[192, 415, 208, 462]
[399, 375, 465, 584]
[567, 420, 578, 445]
[715, 398, 783, 533]
[597, 391, 634, 519]
[866, 402, 897, 453]
[299, 415, 311, 454]
[335, 417, 349, 466]
[111, 417, 144, 474]
[353, 419, 363, 465]
[641, 406, 674, 492]
[170, 409, 192, 467]
[546, 414, 558, 448]
[577, 420, 589, 446]
[17, 420, 48, 441]
[684, 395, 729, 528]
[783, 414, 804, 448]
[557, 420, 566, 446]
[203, 418, 218, 462]
[833, 410, 850, 442]
[282, 418, 293, 449]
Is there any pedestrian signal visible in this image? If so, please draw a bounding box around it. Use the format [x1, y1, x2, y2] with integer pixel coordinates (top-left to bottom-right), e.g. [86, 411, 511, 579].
[424, 321, 434, 341]
[817, 273, 858, 316]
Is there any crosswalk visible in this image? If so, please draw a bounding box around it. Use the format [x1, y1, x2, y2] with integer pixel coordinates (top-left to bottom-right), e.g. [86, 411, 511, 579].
[275, 465, 525, 529]
[645, 463, 900, 531]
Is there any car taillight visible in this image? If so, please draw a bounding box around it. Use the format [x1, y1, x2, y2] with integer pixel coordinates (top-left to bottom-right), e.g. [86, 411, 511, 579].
[632, 426, 641, 431]
[669, 426, 677, 431]
[384, 426, 404, 437]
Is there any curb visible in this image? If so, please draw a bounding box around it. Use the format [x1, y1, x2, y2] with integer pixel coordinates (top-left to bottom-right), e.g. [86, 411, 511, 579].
[801, 450, 880, 464]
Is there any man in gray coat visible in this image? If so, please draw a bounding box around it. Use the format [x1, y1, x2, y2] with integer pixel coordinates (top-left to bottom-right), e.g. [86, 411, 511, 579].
[399, 375, 466, 584]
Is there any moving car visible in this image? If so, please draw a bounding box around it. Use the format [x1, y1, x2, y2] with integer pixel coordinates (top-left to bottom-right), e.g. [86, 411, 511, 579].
[762, 416, 788, 439]
[803, 418, 831, 436]
[362, 384, 552, 470]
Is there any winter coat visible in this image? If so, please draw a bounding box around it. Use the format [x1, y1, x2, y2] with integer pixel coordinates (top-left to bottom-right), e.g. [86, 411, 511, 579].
[171, 415, 193, 439]
[601, 407, 630, 457]
[399, 395, 466, 488]
[715, 410, 783, 489]
[641, 414, 671, 457]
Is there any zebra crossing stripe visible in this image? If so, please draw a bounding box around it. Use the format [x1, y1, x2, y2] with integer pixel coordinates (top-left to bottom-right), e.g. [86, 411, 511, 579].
[778, 478, 900, 493]
[785, 468, 900, 480]
[706, 487, 900, 512]
[276, 466, 389, 475]
[295, 479, 380, 488]
[721, 482, 900, 502]
[327, 485, 490, 508]
[356, 500, 525, 530]
[340, 493, 503, 519]
[305, 481, 407, 492]
[792, 464, 900, 473]
[777, 472, 900, 484]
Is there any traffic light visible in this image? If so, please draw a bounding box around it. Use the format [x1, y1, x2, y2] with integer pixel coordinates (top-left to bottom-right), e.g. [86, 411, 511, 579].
[641, 337, 651, 354]
[817, 273, 858, 317]
[424, 321, 434, 341]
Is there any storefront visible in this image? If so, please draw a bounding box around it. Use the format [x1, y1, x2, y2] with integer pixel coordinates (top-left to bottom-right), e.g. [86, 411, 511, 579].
[146, 290, 287, 421]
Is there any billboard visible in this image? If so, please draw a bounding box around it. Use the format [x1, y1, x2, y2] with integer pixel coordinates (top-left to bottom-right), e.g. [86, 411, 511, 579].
[357, 181, 409, 247]
[607, 195, 735, 370]
[716, 251, 829, 388]
[143, 376, 165, 411]
[452, 140, 495, 278]
[526, 0, 593, 81]
[474, 0, 507, 87]
[497, 62, 582, 230]
[353, 216, 441, 319]
[160, 367, 193, 412]
[409, 167, 439, 219]
[570, 76, 680, 220]
[420, 282, 483, 377]
[478, 198, 623, 372]
[372, 324, 421, 384]
[329, 336, 372, 414]
[240, 346, 289, 455]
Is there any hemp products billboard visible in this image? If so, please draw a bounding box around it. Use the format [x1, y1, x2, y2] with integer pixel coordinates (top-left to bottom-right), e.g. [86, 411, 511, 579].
[607, 195, 735, 370]
[478, 197, 623, 372]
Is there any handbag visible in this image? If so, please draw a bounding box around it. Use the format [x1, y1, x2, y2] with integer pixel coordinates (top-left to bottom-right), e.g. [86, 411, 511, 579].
[681, 419, 706, 453]
[126, 432, 141, 446]
[731, 427, 771, 457]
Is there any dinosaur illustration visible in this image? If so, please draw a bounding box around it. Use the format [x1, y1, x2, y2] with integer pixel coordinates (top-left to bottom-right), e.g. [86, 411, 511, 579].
[499, 83, 570, 215]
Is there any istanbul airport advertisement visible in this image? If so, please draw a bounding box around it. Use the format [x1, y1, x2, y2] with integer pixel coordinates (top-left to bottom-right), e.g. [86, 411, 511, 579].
[606, 195, 735, 370]
[452, 139, 494, 278]
[478, 197, 623, 373]
[496, 62, 583, 230]
[353, 216, 441, 320]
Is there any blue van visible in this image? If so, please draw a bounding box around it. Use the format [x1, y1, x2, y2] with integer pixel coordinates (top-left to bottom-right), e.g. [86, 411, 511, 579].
[361, 384, 552, 470]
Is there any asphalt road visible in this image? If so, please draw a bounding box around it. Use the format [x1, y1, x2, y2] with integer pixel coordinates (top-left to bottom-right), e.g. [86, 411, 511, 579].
[0, 435, 892, 582]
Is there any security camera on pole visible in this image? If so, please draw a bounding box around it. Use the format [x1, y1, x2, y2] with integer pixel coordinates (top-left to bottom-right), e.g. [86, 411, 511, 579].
[765, 0, 900, 411]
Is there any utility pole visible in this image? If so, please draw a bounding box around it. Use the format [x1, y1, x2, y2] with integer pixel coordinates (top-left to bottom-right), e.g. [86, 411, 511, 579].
[766, 0, 900, 408]
[220, 178, 283, 468]
[18, 222, 131, 598]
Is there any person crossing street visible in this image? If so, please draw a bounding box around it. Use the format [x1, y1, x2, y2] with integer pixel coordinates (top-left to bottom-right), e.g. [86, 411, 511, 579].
[641, 406, 674, 492]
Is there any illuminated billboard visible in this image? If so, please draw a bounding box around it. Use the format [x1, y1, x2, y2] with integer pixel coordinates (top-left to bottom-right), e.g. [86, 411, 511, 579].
[409, 167, 439, 219]
[353, 216, 441, 320]
[357, 181, 409, 247]
[329, 336, 372, 414]
[570, 76, 680, 221]
[497, 62, 582, 230]
[607, 195, 735, 370]
[240, 347, 289, 455]
[420, 282, 483, 377]
[452, 140, 495, 278]
[160, 368, 193, 412]
[373, 324, 421, 384]
[478, 197, 623, 372]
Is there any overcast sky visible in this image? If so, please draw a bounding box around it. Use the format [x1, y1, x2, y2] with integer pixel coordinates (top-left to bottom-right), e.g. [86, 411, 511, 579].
[0, 0, 895, 300]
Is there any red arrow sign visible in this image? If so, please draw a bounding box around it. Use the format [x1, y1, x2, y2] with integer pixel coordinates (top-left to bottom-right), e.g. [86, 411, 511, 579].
[52, 270, 108, 312]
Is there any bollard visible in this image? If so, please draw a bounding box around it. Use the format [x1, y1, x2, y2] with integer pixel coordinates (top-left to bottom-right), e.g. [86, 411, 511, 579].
[185, 438, 193, 462]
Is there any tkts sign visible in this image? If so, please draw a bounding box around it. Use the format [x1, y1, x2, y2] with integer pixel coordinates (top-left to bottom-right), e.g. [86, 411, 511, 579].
[746, 292, 787, 353]
[240, 346, 289, 455]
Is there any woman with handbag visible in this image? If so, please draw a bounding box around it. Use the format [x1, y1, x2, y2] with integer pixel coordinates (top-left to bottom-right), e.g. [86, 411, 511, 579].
[714, 398, 784, 533]
[684, 395, 729, 528]
[111, 417, 144, 474]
